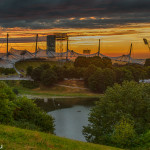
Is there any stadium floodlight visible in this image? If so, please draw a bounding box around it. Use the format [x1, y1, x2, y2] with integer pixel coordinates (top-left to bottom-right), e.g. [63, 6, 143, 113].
[143, 38, 148, 45]
[143, 38, 150, 51]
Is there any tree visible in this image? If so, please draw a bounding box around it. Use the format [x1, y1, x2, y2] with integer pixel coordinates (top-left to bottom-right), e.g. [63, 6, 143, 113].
[88, 68, 105, 93]
[103, 68, 116, 87]
[102, 57, 112, 68]
[146, 66, 150, 78]
[88, 68, 115, 93]
[41, 68, 58, 87]
[89, 56, 104, 68]
[144, 58, 150, 67]
[111, 117, 136, 148]
[74, 56, 89, 67]
[31, 67, 43, 81]
[26, 66, 33, 76]
[84, 64, 97, 86]
[52, 65, 64, 81]
[114, 68, 134, 83]
[83, 81, 150, 148]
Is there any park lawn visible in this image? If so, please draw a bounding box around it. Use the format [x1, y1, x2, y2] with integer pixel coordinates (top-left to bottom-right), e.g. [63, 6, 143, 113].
[5, 80, 102, 98]
[0, 124, 123, 150]
[17, 85, 102, 98]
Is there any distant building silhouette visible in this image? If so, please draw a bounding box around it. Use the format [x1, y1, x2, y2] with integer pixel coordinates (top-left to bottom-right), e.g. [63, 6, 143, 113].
[83, 50, 91, 55]
[47, 35, 56, 53]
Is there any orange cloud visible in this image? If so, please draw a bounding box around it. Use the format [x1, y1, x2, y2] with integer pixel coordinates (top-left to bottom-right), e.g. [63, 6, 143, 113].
[69, 17, 75, 20]
[90, 17, 96, 20]
[79, 18, 86, 20]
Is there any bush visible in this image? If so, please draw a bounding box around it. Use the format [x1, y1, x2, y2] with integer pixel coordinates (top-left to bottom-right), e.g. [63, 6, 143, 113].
[0, 68, 16, 75]
[12, 120, 40, 131]
[0, 98, 15, 124]
[13, 97, 55, 133]
[0, 81, 16, 101]
[83, 81, 150, 148]
[0, 81, 55, 134]
[0, 82, 16, 124]
[136, 130, 150, 149]
[20, 80, 39, 89]
[13, 88, 19, 95]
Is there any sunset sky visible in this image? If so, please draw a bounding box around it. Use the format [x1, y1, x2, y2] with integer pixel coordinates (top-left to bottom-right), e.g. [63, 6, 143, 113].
[0, 0, 150, 58]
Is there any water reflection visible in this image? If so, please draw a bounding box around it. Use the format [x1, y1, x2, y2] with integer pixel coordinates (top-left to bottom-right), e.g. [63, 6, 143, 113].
[35, 98, 98, 141]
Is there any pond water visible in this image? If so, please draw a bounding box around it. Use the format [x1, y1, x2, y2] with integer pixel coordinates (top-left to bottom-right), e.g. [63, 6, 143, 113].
[35, 98, 98, 142]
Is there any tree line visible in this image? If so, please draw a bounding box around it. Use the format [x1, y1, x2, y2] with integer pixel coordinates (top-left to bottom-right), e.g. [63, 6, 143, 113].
[25, 56, 150, 93]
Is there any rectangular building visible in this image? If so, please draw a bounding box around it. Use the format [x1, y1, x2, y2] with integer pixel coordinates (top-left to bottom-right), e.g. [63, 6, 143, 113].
[83, 50, 91, 55]
[47, 35, 56, 52]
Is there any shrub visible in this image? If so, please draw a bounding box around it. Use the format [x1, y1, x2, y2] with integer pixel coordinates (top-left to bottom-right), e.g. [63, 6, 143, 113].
[0, 68, 16, 75]
[13, 97, 55, 133]
[0, 82, 16, 124]
[20, 80, 39, 89]
[0, 98, 15, 124]
[13, 88, 19, 95]
[0, 81, 55, 134]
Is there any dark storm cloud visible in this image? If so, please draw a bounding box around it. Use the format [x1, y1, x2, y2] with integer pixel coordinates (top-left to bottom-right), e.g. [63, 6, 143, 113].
[0, 0, 150, 29]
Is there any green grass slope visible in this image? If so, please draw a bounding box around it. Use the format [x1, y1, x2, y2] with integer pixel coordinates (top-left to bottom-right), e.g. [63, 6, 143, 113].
[0, 124, 122, 150]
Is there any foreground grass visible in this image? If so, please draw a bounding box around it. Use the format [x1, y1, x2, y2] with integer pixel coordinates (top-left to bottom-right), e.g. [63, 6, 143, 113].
[0, 124, 122, 150]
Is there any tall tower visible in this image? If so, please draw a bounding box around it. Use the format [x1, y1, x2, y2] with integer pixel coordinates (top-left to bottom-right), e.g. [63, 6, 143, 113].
[129, 43, 132, 63]
[7, 33, 9, 58]
[47, 35, 56, 53]
[35, 34, 38, 57]
[98, 39, 100, 57]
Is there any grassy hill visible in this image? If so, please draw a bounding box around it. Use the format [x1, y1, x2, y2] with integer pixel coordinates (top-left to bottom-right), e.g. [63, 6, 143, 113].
[0, 124, 122, 150]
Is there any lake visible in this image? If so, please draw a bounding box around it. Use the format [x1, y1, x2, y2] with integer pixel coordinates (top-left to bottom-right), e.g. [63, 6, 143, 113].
[35, 98, 98, 142]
